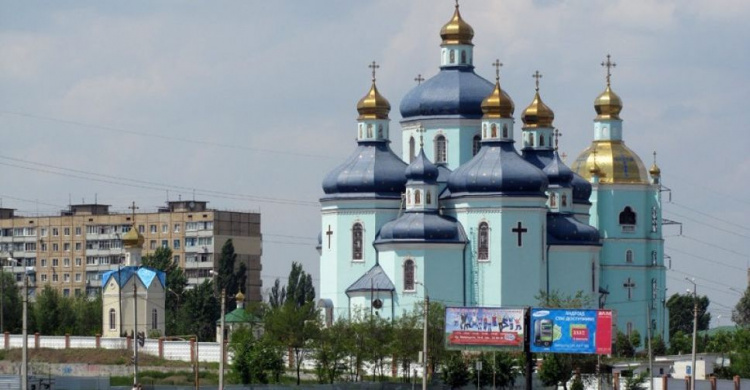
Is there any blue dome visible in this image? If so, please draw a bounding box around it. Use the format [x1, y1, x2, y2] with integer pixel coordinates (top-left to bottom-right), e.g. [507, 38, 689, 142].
[447, 141, 548, 196]
[375, 211, 467, 244]
[405, 149, 439, 183]
[436, 163, 452, 183]
[400, 67, 493, 119]
[322, 142, 407, 199]
[543, 152, 574, 186]
[547, 213, 600, 246]
[523, 149, 591, 203]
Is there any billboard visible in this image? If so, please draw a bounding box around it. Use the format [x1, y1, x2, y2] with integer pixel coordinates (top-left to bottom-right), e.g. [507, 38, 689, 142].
[444, 307, 526, 351]
[529, 308, 613, 354]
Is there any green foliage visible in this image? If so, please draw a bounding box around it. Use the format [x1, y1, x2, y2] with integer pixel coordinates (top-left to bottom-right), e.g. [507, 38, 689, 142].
[623, 371, 648, 390]
[216, 239, 247, 312]
[650, 334, 666, 355]
[535, 290, 594, 309]
[268, 278, 285, 309]
[666, 293, 710, 336]
[732, 286, 750, 327]
[441, 352, 470, 389]
[425, 300, 447, 375]
[0, 270, 21, 333]
[179, 280, 220, 341]
[667, 330, 695, 355]
[629, 329, 641, 349]
[312, 319, 351, 384]
[615, 331, 635, 357]
[391, 312, 421, 382]
[538, 353, 573, 390]
[142, 247, 187, 336]
[727, 327, 750, 378]
[570, 374, 584, 390]
[230, 327, 283, 384]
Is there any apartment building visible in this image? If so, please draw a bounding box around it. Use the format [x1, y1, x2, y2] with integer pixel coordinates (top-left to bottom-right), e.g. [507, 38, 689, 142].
[0, 200, 262, 302]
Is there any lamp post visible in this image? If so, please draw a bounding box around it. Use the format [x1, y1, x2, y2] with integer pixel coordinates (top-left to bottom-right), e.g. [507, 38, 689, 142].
[415, 281, 428, 390]
[209, 270, 226, 390]
[6, 257, 27, 390]
[686, 278, 698, 390]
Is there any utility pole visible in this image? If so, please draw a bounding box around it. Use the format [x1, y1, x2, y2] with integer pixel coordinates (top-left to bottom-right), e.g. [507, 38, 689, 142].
[422, 294, 429, 390]
[133, 281, 139, 387]
[21, 266, 28, 390]
[647, 306, 654, 390]
[1, 259, 5, 333]
[219, 288, 226, 390]
[687, 278, 697, 390]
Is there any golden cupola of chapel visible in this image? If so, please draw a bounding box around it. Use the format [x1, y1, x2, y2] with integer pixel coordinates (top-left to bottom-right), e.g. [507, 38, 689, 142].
[357, 62, 391, 120]
[481, 60, 515, 118]
[440, 2, 474, 45]
[122, 224, 144, 248]
[522, 71, 555, 128]
[594, 55, 623, 120]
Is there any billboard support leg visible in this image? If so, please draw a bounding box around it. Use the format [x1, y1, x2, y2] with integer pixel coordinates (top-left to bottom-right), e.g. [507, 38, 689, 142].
[525, 307, 532, 390]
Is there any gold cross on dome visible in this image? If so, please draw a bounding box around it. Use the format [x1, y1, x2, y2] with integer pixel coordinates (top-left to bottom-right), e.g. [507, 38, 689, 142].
[601, 54, 616, 86]
[652, 151, 658, 165]
[128, 201, 139, 223]
[532, 70, 543, 92]
[553, 128, 562, 151]
[368, 61, 380, 82]
[492, 59, 503, 82]
[414, 74, 425, 85]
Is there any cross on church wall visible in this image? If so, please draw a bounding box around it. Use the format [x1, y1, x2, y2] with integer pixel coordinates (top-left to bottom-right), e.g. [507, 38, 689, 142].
[623, 277, 636, 300]
[369, 61, 380, 82]
[325, 225, 334, 249]
[601, 54, 616, 86]
[511, 221, 528, 247]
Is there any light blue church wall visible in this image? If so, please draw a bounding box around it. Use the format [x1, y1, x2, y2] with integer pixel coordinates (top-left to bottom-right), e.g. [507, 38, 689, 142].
[320, 199, 401, 320]
[547, 247, 599, 308]
[401, 119, 481, 169]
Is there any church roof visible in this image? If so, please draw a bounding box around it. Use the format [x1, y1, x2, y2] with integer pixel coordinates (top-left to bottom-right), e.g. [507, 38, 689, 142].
[546, 213, 601, 246]
[101, 266, 166, 289]
[447, 141, 548, 196]
[322, 142, 407, 199]
[522, 149, 592, 203]
[217, 307, 259, 324]
[375, 211, 467, 244]
[543, 152, 574, 187]
[399, 67, 493, 119]
[346, 264, 396, 293]
[405, 149, 439, 183]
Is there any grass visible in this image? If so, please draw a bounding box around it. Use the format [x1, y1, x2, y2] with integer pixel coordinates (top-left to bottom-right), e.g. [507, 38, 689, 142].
[0, 348, 193, 367]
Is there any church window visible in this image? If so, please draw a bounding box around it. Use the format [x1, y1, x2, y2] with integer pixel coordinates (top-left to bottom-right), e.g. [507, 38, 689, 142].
[378, 125, 383, 138]
[415, 190, 421, 205]
[404, 259, 415, 291]
[406, 190, 411, 205]
[352, 223, 363, 261]
[409, 137, 416, 162]
[435, 135, 447, 163]
[619, 206, 636, 225]
[561, 194, 568, 207]
[539, 135, 544, 146]
[530, 135, 535, 146]
[450, 50, 455, 63]
[625, 250, 633, 263]
[426, 191, 432, 205]
[109, 309, 116, 330]
[473, 135, 481, 156]
[491, 124, 497, 138]
[651, 251, 657, 266]
[483, 124, 487, 138]
[367, 124, 373, 138]
[152, 308, 158, 330]
[461, 50, 467, 64]
[550, 193, 556, 207]
[478, 222, 489, 261]
[359, 124, 363, 139]
[503, 124, 508, 138]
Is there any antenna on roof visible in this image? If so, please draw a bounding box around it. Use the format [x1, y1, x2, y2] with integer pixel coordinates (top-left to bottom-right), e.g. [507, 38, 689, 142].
[95, 193, 98, 205]
[166, 190, 169, 203]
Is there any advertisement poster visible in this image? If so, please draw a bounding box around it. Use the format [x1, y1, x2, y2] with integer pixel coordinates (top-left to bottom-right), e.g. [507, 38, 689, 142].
[444, 307, 526, 351]
[529, 308, 613, 354]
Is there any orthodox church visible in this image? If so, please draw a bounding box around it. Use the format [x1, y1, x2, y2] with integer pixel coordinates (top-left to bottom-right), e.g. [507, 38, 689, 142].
[318, 3, 667, 343]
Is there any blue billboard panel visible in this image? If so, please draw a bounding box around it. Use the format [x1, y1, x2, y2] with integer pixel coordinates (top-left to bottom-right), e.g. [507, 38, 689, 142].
[529, 308, 613, 355]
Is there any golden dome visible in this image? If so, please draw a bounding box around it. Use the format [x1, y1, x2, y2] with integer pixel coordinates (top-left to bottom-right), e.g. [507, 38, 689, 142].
[522, 91, 554, 128]
[481, 81, 515, 119]
[594, 85, 623, 120]
[589, 161, 602, 176]
[235, 291, 245, 302]
[440, 3, 474, 45]
[357, 81, 391, 120]
[572, 141, 649, 184]
[122, 225, 144, 248]
[649, 163, 661, 176]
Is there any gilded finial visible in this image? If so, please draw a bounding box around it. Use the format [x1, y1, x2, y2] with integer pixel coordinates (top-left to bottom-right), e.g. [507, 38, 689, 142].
[601, 54, 616, 87]
[532, 70, 542, 92]
[368, 61, 380, 83]
[492, 59, 503, 82]
[122, 201, 144, 248]
[553, 128, 562, 151]
[649, 150, 661, 176]
[414, 74, 425, 85]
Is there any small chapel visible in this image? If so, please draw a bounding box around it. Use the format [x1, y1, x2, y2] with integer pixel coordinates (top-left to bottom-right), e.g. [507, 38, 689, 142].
[318, 3, 667, 343]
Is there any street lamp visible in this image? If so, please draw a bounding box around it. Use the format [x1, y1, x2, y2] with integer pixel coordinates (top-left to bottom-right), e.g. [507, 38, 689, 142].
[5, 257, 28, 390]
[686, 278, 698, 390]
[415, 281, 428, 390]
[209, 270, 227, 390]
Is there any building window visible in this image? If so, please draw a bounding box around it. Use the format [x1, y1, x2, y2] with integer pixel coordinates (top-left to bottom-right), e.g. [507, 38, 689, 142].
[150, 240, 156, 250]
[502, 124, 508, 138]
[52, 258, 59, 267]
[591, 261, 596, 292]
[110, 309, 116, 330]
[409, 136, 416, 162]
[75, 273, 81, 282]
[161, 240, 168, 248]
[539, 135, 545, 146]
[435, 135, 447, 163]
[478, 222, 489, 261]
[174, 223, 181, 233]
[150, 225, 157, 234]
[63, 258, 70, 267]
[415, 190, 421, 205]
[41, 274, 47, 282]
[75, 227, 81, 236]
[473, 135, 481, 156]
[52, 228, 59, 236]
[404, 259, 415, 291]
[52, 274, 58, 283]
[450, 50, 455, 63]
[626, 250, 633, 263]
[41, 259, 47, 267]
[352, 223, 363, 261]
[52, 243, 59, 251]
[162, 224, 168, 233]
[619, 206, 636, 225]
[64, 243, 70, 252]
[152, 308, 158, 330]
[426, 191, 432, 205]
[75, 258, 82, 266]
[491, 123, 497, 138]
[173, 239, 180, 249]
[138, 225, 145, 233]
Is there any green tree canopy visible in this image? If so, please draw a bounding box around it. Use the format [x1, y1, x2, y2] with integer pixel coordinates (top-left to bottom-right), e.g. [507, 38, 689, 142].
[142, 247, 187, 336]
[0, 271, 21, 333]
[216, 239, 247, 312]
[667, 293, 710, 335]
[732, 286, 750, 327]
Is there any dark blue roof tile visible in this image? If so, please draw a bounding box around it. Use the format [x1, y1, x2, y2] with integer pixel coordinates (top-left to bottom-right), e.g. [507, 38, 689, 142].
[400, 67, 493, 119]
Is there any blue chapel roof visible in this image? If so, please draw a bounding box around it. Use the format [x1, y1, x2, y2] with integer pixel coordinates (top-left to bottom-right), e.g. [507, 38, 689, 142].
[405, 149, 439, 183]
[400, 67, 494, 119]
[101, 266, 166, 289]
[546, 213, 601, 246]
[543, 152, 575, 186]
[375, 211, 467, 244]
[523, 149, 592, 202]
[322, 141, 408, 200]
[346, 264, 396, 293]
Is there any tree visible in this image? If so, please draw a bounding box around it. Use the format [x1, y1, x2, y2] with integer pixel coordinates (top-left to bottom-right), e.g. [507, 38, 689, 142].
[230, 327, 284, 384]
[426, 300, 447, 377]
[650, 335, 666, 356]
[32, 286, 63, 335]
[629, 329, 641, 350]
[216, 239, 247, 312]
[623, 371, 648, 390]
[442, 352, 470, 389]
[312, 319, 351, 384]
[361, 314, 393, 381]
[0, 271, 21, 333]
[535, 290, 594, 309]
[539, 353, 574, 390]
[615, 331, 635, 358]
[268, 278, 286, 309]
[180, 280, 220, 341]
[667, 330, 692, 355]
[391, 312, 421, 382]
[666, 293, 710, 335]
[142, 247, 187, 336]
[732, 286, 750, 327]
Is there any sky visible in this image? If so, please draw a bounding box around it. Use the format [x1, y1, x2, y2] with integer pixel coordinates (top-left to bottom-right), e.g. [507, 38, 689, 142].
[1, 1, 749, 327]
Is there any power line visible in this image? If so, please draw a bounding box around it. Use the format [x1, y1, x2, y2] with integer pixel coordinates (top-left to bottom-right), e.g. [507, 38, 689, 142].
[667, 173, 750, 207]
[667, 201, 750, 232]
[663, 210, 750, 239]
[677, 234, 748, 259]
[665, 246, 745, 271]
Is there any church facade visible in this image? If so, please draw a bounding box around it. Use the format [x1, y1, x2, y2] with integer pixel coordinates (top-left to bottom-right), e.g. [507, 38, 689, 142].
[318, 4, 667, 344]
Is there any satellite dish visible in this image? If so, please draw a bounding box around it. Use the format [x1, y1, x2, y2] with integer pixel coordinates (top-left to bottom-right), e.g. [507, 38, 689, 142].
[372, 298, 383, 309]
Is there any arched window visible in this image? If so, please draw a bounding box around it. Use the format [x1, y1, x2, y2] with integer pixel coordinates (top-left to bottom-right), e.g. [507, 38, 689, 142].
[415, 190, 421, 205]
[152, 308, 158, 330]
[478, 222, 489, 260]
[352, 223, 363, 261]
[550, 193, 556, 207]
[435, 135, 447, 163]
[367, 124, 373, 138]
[472, 135, 481, 156]
[482, 124, 487, 138]
[619, 207, 636, 225]
[491, 124, 497, 138]
[378, 125, 383, 138]
[406, 190, 411, 205]
[426, 191, 432, 205]
[109, 308, 116, 330]
[561, 194, 568, 207]
[461, 50, 467, 64]
[503, 124, 508, 138]
[450, 50, 455, 63]
[404, 259, 415, 291]
[539, 135, 544, 146]
[409, 137, 416, 162]
[530, 135, 535, 146]
[626, 250, 633, 263]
